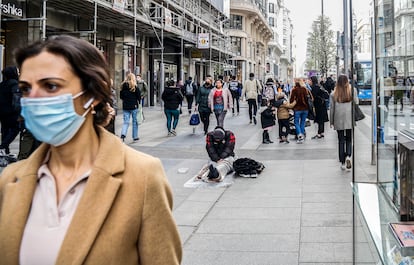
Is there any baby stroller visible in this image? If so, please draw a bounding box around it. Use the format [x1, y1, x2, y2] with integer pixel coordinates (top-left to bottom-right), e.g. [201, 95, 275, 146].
[288, 111, 312, 138]
[288, 111, 296, 136]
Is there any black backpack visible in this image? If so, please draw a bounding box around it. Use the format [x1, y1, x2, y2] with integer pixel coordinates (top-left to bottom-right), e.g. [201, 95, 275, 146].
[233, 158, 265, 177]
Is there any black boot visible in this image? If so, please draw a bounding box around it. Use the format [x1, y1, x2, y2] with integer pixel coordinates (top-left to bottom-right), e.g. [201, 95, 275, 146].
[262, 131, 270, 144]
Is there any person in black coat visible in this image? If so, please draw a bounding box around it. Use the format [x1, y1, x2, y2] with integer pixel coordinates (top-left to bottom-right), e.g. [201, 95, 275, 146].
[0, 66, 20, 155]
[310, 76, 329, 139]
[120, 73, 141, 142]
[260, 102, 276, 144]
[161, 79, 184, 136]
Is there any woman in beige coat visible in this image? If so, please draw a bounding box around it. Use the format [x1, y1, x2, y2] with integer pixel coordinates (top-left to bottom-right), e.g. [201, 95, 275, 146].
[0, 35, 181, 265]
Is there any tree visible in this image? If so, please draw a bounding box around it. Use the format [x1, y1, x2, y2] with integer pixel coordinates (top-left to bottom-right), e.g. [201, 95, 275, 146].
[305, 15, 336, 77]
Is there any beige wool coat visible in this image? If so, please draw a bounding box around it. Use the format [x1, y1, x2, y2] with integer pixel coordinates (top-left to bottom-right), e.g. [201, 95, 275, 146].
[0, 127, 182, 265]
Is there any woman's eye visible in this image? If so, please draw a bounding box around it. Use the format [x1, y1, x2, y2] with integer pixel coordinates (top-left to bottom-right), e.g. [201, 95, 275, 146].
[19, 85, 31, 94]
[45, 83, 59, 91]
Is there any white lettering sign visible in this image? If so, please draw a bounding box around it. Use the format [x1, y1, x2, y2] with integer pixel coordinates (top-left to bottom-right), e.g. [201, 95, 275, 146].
[1, 3, 23, 17]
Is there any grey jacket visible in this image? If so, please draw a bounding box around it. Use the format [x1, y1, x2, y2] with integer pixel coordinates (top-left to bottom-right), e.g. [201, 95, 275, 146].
[329, 87, 359, 130]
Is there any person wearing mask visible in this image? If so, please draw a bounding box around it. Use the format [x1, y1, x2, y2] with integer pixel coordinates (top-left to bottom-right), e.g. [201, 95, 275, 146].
[162, 79, 184, 136]
[120, 73, 141, 142]
[309, 76, 329, 139]
[196, 75, 213, 135]
[208, 79, 233, 128]
[290, 78, 312, 143]
[242, 73, 262, 125]
[0, 35, 181, 264]
[330, 74, 359, 170]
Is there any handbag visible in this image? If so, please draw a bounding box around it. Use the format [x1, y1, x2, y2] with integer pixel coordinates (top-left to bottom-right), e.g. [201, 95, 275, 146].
[306, 92, 315, 120]
[189, 112, 200, 126]
[354, 104, 365, 121]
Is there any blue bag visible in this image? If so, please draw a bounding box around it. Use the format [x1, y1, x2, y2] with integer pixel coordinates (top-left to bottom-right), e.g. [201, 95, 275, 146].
[189, 112, 200, 126]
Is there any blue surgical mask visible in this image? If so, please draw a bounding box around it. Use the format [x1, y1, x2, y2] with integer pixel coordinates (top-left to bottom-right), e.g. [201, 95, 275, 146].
[20, 91, 92, 146]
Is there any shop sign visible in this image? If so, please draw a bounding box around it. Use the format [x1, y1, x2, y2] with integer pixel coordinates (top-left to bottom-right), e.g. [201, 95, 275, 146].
[164, 8, 172, 29]
[1, 1, 23, 18]
[191, 49, 202, 58]
[197, 33, 209, 49]
[113, 0, 126, 13]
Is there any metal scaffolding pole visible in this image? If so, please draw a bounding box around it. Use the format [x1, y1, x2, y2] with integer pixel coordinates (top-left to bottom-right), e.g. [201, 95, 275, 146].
[42, 0, 47, 40]
[134, 0, 137, 72]
[160, 4, 164, 107]
[343, 0, 348, 75]
[180, 0, 185, 82]
[93, 2, 97, 46]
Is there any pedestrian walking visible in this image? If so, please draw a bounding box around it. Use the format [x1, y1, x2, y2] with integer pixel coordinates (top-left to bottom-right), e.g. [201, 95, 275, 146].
[242, 72, 262, 125]
[290, 78, 312, 143]
[323, 75, 336, 94]
[309, 76, 329, 139]
[196, 75, 213, 135]
[120, 73, 141, 142]
[330, 74, 359, 170]
[209, 79, 233, 128]
[0, 35, 182, 265]
[228, 75, 242, 116]
[184, 76, 197, 114]
[263, 78, 277, 106]
[136, 73, 148, 121]
[0, 66, 20, 156]
[162, 79, 184, 136]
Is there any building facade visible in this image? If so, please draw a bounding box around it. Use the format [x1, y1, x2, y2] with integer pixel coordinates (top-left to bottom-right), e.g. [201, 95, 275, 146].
[277, 4, 294, 82]
[225, 0, 273, 82]
[0, 0, 232, 106]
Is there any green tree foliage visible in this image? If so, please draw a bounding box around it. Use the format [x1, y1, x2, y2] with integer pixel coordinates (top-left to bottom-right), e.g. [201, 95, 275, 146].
[305, 15, 336, 76]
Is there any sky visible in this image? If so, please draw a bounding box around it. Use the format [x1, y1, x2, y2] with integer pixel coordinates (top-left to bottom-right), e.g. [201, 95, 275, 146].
[284, 0, 371, 75]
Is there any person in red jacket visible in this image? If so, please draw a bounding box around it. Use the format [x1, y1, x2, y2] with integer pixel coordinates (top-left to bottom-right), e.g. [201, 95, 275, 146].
[196, 126, 236, 182]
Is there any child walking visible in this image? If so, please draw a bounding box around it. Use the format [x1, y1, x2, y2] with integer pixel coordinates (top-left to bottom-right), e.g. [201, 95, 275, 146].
[275, 92, 296, 143]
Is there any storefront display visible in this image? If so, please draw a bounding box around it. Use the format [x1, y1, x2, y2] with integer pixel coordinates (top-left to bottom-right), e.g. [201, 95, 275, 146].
[354, 1, 414, 264]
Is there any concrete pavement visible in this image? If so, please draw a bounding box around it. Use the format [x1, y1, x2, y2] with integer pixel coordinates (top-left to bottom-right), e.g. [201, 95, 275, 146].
[120, 102, 377, 264]
[4, 102, 377, 264]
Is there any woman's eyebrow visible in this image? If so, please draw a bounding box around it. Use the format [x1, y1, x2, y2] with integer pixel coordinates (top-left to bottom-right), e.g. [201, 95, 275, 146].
[19, 77, 66, 85]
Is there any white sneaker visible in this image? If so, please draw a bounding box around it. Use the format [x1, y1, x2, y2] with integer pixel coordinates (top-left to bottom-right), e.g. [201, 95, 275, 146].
[340, 163, 346, 170]
[345, 156, 352, 169]
[0, 149, 6, 156]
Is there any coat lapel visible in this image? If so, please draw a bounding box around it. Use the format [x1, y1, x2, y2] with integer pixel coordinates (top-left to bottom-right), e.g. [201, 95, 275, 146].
[56, 127, 125, 265]
[0, 174, 37, 264]
[0, 144, 49, 264]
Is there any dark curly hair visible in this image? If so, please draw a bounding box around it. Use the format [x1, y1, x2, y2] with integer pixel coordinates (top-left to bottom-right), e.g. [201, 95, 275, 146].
[14, 35, 112, 127]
